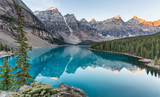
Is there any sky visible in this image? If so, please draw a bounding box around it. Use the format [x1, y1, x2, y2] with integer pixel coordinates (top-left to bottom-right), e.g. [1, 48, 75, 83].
[22, 0, 160, 22]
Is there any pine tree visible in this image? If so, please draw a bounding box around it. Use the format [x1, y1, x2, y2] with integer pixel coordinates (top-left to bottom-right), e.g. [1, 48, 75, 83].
[91, 33, 160, 60]
[155, 42, 159, 57]
[0, 59, 13, 91]
[151, 44, 154, 59]
[4, 45, 8, 52]
[14, 3, 32, 90]
[154, 56, 158, 65]
[0, 42, 3, 51]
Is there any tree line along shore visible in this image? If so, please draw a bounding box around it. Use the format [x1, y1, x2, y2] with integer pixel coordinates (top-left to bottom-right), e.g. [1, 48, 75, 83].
[91, 32, 160, 68]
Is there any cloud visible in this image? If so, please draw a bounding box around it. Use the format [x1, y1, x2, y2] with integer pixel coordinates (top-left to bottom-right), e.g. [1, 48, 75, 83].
[22, 0, 61, 11]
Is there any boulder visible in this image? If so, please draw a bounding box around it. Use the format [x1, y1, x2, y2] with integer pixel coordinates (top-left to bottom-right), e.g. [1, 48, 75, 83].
[0, 91, 14, 97]
[58, 83, 87, 97]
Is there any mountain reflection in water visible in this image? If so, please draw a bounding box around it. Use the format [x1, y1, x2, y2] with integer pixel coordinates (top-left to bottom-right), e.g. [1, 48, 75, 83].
[31, 46, 160, 79]
[0, 46, 160, 97]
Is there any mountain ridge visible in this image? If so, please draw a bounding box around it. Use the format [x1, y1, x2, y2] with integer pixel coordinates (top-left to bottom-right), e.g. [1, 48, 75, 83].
[34, 8, 101, 44]
[34, 7, 160, 43]
[0, 0, 68, 49]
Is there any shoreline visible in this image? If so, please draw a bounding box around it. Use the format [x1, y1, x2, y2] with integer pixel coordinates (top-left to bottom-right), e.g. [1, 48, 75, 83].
[0, 51, 15, 58]
[0, 45, 58, 58]
[90, 48, 160, 70]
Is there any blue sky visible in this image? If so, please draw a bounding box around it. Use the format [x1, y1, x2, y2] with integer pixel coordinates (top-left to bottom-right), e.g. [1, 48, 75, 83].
[22, 0, 160, 21]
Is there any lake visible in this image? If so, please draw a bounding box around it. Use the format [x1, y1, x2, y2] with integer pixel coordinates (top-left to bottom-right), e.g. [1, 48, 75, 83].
[0, 46, 160, 97]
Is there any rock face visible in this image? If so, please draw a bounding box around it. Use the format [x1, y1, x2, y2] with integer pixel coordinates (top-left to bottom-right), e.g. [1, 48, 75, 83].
[1, 0, 160, 45]
[89, 15, 160, 38]
[35, 8, 160, 43]
[0, 91, 14, 97]
[94, 16, 127, 37]
[34, 8, 101, 44]
[132, 16, 160, 26]
[0, 0, 66, 48]
[58, 83, 87, 97]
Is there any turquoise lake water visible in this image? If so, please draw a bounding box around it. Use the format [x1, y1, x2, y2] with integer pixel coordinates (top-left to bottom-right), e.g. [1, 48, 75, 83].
[0, 46, 160, 97]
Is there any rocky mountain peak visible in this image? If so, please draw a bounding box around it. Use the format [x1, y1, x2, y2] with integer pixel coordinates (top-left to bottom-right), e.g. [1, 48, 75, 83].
[90, 18, 96, 22]
[114, 15, 121, 19]
[132, 16, 160, 26]
[64, 14, 78, 22]
[80, 18, 88, 22]
[34, 7, 64, 22]
[80, 18, 90, 26]
[132, 16, 139, 20]
[80, 18, 88, 23]
[47, 7, 58, 11]
[90, 18, 97, 28]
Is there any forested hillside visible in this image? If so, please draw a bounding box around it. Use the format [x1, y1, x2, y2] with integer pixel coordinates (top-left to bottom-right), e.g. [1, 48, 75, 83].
[91, 32, 160, 59]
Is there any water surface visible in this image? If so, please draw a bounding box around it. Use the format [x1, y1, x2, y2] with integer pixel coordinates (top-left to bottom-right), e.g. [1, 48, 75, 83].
[1, 46, 160, 97]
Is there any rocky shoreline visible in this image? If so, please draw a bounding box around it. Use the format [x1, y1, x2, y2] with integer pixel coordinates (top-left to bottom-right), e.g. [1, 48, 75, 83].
[0, 51, 14, 58]
[90, 48, 160, 70]
[0, 82, 87, 97]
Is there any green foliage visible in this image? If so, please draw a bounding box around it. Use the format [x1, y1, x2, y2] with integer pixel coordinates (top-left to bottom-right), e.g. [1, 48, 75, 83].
[154, 56, 158, 65]
[13, 3, 33, 90]
[0, 42, 12, 52]
[0, 59, 13, 91]
[78, 40, 95, 45]
[0, 42, 3, 51]
[11, 82, 61, 97]
[0, 15, 15, 23]
[91, 32, 160, 59]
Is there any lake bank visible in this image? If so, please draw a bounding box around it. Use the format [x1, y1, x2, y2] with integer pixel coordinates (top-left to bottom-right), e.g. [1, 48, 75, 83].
[0, 83, 87, 97]
[0, 45, 58, 59]
[90, 48, 160, 70]
[0, 51, 14, 58]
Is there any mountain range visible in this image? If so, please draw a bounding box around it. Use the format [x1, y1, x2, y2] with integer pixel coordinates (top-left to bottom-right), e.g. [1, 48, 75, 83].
[92, 15, 160, 38]
[34, 7, 101, 44]
[35, 7, 160, 44]
[0, 0, 160, 47]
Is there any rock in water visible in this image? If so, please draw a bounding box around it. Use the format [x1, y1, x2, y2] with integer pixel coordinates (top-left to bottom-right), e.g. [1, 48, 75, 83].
[10, 82, 87, 97]
[58, 83, 87, 97]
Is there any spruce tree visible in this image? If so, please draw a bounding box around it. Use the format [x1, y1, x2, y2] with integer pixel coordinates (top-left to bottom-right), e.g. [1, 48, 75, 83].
[155, 42, 159, 57]
[14, 3, 32, 90]
[0, 59, 13, 91]
[154, 56, 158, 65]
[0, 42, 3, 51]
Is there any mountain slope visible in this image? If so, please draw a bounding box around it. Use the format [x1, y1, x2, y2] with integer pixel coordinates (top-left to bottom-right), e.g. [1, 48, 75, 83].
[89, 15, 160, 38]
[34, 8, 101, 44]
[132, 16, 160, 26]
[91, 32, 160, 59]
[0, 0, 66, 48]
[34, 7, 160, 43]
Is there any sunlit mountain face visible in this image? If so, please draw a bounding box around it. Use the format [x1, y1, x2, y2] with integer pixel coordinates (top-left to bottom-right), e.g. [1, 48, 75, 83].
[132, 16, 160, 26]
[34, 7, 160, 44]
[0, 46, 160, 97]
